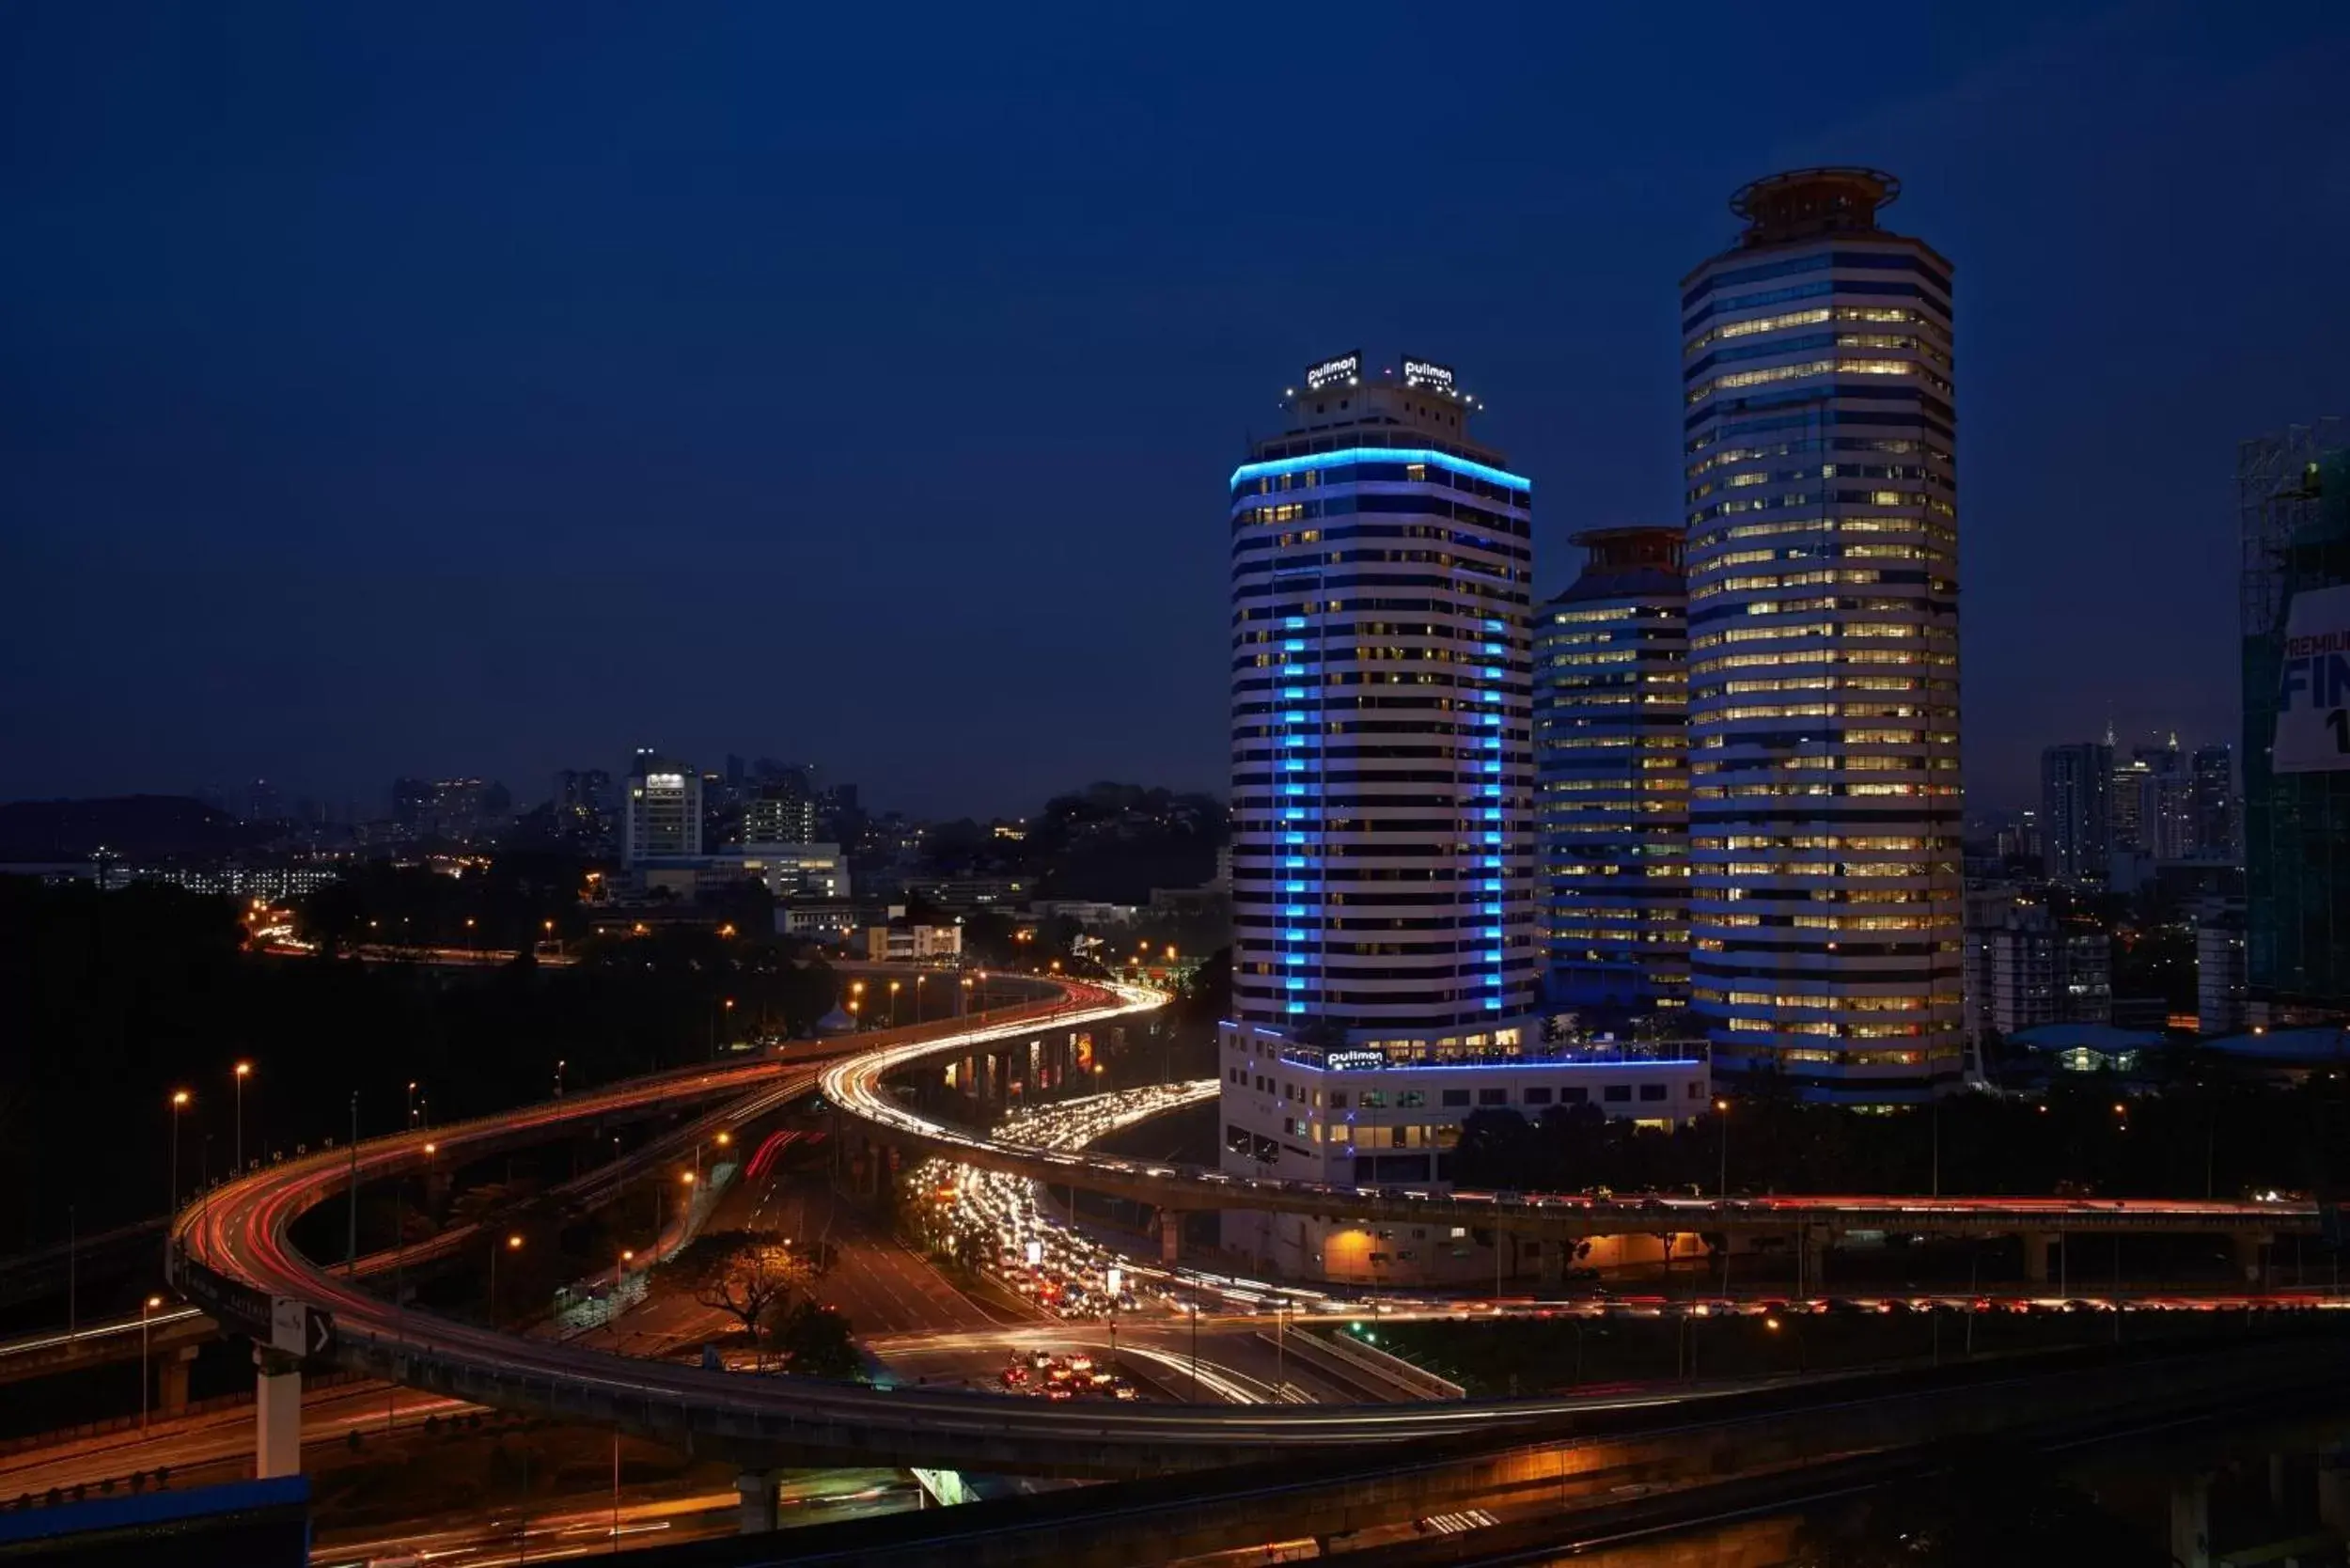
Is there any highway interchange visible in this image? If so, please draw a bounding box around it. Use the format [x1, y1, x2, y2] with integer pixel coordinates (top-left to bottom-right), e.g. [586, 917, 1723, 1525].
[0, 969, 2325, 1559]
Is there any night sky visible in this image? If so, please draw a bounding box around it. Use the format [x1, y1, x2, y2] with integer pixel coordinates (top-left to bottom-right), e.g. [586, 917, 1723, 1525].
[5, 3, 2346, 820]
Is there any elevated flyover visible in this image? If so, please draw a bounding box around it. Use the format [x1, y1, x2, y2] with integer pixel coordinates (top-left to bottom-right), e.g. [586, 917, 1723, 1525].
[820, 1009, 2323, 1257]
[173, 980, 1755, 1479]
[169, 975, 2326, 1485]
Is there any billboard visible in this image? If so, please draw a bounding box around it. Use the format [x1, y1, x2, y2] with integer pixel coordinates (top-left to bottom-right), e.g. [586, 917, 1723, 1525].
[2273, 584, 2350, 772]
[1402, 356, 1455, 392]
[1304, 351, 1360, 392]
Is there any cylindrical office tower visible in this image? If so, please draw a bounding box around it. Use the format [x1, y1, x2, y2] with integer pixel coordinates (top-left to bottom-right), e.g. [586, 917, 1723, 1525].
[1535, 526, 1689, 1013]
[1679, 169, 1964, 1103]
[1227, 353, 1541, 1053]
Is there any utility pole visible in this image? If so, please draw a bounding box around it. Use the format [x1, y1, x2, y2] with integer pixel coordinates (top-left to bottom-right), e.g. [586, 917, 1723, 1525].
[347, 1092, 360, 1276]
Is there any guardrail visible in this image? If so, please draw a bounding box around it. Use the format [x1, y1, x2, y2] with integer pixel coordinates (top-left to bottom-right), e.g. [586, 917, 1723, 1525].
[1300, 1326, 1465, 1402]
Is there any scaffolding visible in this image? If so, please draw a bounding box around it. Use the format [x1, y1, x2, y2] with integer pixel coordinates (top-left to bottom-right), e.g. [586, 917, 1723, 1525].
[2238, 418, 2350, 1012]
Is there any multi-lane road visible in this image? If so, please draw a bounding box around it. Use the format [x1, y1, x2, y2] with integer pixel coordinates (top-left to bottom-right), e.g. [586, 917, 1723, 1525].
[167, 982, 1739, 1476]
[152, 970, 2335, 1481]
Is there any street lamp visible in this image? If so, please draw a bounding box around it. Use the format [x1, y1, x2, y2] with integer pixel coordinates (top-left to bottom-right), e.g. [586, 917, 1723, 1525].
[167, 1090, 190, 1214]
[1714, 1099, 1731, 1202]
[140, 1295, 164, 1431]
[1715, 1098, 1731, 1295]
[233, 1062, 252, 1176]
[406, 1080, 418, 1129]
[490, 1232, 523, 1323]
[554, 1059, 567, 1099]
[889, 980, 901, 1027]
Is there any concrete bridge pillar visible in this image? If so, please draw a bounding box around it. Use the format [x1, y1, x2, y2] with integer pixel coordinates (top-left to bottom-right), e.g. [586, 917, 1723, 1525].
[2021, 1231, 2057, 1287]
[159, 1344, 197, 1417]
[735, 1469, 780, 1533]
[2170, 1471, 2212, 1568]
[1537, 1237, 1563, 1288]
[2316, 1444, 2350, 1533]
[1159, 1210, 1183, 1264]
[1797, 1227, 1829, 1292]
[253, 1346, 302, 1479]
[2232, 1232, 2270, 1289]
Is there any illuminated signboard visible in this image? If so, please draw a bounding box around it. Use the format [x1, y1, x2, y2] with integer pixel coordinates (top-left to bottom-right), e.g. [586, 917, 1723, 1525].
[1304, 351, 1361, 392]
[1324, 1049, 1386, 1073]
[644, 773, 685, 789]
[2275, 584, 2350, 772]
[1402, 356, 1455, 393]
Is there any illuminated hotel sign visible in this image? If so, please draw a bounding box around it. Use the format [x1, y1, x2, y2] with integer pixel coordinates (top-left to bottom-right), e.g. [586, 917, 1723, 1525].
[1304, 351, 1360, 392]
[1402, 356, 1455, 393]
[1324, 1050, 1386, 1072]
[644, 773, 685, 789]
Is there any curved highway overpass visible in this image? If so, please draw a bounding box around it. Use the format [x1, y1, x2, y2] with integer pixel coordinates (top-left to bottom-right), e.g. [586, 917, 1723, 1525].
[172, 981, 1725, 1477]
[170, 975, 2317, 1480]
[822, 999, 2323, 1246]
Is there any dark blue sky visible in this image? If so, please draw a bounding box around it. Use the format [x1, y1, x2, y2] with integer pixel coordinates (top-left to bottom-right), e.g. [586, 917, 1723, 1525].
[5, 3, 2346, 819]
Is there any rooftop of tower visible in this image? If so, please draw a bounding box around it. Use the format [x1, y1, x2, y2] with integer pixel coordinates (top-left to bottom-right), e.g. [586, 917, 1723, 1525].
[1728, 166, 1901, 247]
[1266, 349, 1495, 452]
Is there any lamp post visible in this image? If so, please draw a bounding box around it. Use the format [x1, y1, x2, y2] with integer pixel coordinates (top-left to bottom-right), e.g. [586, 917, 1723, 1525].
[1715, 1098, 1730, 1203]
[167, 1090, 190, 1215]
[490, 1232, 523, 1324]
[554, 1059, 567, 1099]
[889, 980, 901, 1027]
[233, 1062, 252, 1176]
[139, 1295, 163, 1431]
[406, 1080, 418, 1130]
[1715, 1098, 1731, 1295]
[914, 973, 926, 1025]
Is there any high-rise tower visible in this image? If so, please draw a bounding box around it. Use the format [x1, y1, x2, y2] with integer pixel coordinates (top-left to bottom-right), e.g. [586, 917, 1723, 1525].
[1225, 352, 1541, 1052]
[1679, 169, 1964, 1103]
[1536, 526, 1689, 1012]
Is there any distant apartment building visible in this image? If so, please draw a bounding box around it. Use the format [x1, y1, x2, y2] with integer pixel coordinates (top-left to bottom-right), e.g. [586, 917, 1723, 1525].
[2197, 898, 2248, 1035]
[2040, 742, 2113, 887]
[621, 753, 703, 866]
[2190, 745, 2237, 862]
[1962, 887, 2111, 1053]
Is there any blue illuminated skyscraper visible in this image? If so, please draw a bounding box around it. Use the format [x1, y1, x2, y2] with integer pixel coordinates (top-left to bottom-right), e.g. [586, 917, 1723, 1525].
[1223, 352, 1540, 1058]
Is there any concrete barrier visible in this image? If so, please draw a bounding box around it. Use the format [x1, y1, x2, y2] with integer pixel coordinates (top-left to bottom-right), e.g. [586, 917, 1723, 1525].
[1304, 1328, 1466, 1401]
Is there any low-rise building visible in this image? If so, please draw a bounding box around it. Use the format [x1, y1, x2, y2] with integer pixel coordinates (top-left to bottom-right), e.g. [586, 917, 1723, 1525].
[1216, 1023, 1710, 1284]
[2197, 899, 2248, 1036]
[630, 844, 848, 902]
[861, 922, 964, 963]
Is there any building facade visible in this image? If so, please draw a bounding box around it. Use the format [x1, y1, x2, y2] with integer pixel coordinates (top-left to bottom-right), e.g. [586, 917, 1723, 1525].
[1961, 886, 2111, 1062]
[743, 787, 820, 847]
[621, 756, 703, 865]
[2190, 745, 2237, 863]
[1224, 352, 1541, 1052]
[1679, 169, 1964, 1102]
[2041, 742, 2113, 887]
[1219, 352, 1632, 1282]
[1535, 525, 1689, 1011]
[2241, 424, 2350, 1015]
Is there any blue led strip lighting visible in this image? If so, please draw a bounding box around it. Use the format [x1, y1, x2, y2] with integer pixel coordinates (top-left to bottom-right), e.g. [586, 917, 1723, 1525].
[1230, 447, 1531, 494]
[1277, 615, 1320, 1016]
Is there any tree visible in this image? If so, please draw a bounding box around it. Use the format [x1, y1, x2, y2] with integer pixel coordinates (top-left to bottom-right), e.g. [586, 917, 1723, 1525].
[655, 1230, 820, 1355]
[768, 1299, 860, 1378]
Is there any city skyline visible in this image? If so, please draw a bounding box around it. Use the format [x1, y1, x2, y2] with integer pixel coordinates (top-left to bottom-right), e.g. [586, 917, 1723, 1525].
[5, 8, 2347, 818]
